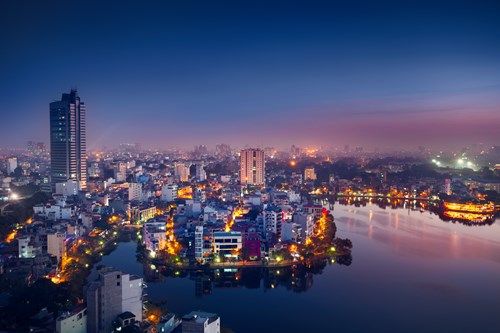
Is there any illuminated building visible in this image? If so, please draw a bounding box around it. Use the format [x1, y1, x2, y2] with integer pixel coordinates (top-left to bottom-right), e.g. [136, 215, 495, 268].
[130, 205, 156, 223]
[174, 162, 191, 182]
[304, 167, 317, 181]
[213, 231, 242, 259]
[240, 148, 265, 186]
[50, 89, 87, 191]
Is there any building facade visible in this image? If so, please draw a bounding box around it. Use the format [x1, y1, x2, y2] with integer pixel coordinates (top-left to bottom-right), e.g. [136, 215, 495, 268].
[240, 149, 265, 186]
[86, 267, 143, 333]
[50, 89, 87, 191]
[213, 231, 242, 259]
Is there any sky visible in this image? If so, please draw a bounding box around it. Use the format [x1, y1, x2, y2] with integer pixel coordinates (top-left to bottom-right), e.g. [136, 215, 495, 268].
[0, 0, 499, 151]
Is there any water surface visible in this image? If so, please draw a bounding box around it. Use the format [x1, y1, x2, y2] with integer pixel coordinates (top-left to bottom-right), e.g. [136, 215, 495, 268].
[98, 203, 500, 333]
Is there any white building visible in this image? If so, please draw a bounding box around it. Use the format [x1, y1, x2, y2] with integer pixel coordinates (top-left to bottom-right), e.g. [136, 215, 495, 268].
[143, 222, 167, 254]
[203, 206, 231, 223]
[56, 306, 87, 333]
[33, 203, 73, 220]
[263, 206, 283, 238]
[128, 182, 142, 201]
[181, 311, 220, 333]
[161, 183, 178, 202]
[213, 231, 242, 259]
[55, 179, 80, 196]
[195, 226, 204, 261]
[86, 267, 143, 333]
[47, 231, 67, 263]
[303, 205, 323, 219]
[18, 235, 37, 258]
[7, 157, 17, 175]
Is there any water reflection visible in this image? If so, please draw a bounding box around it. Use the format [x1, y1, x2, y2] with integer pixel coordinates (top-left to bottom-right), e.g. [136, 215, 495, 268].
[143, 256, 352, 297]
[335, 197, 497, 226]
[97, 203, 500, 333]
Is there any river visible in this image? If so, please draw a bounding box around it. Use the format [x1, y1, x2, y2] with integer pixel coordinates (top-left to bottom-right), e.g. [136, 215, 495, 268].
[94, 203, 500, 333]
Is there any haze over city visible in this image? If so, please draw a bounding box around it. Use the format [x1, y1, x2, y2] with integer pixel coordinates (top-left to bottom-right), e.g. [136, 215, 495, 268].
[1, 0, 500, 150]
[2, 1, 500, 333]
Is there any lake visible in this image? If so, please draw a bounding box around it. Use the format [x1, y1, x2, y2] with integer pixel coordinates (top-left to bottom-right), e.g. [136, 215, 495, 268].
[96, 203, 500, 333]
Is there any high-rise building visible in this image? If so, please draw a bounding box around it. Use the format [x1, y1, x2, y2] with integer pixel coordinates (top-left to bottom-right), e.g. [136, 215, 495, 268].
[128, 182, 142, 201]
[50, 89, 87, 191]
[174, 162, 190, 182]
[240, 149, 265, 186]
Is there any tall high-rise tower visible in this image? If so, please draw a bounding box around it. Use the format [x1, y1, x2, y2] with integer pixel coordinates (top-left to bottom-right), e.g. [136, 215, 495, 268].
[50, 89, 87, 191]
[240, 148, 265, 185]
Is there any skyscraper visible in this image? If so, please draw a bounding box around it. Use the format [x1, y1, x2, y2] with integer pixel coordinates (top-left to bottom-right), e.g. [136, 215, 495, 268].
[50, 89, 87, 191]
[240, 148, 265, 185]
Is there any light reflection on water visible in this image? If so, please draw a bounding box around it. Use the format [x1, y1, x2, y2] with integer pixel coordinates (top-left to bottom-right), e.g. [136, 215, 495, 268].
[96, 203, 500, 333]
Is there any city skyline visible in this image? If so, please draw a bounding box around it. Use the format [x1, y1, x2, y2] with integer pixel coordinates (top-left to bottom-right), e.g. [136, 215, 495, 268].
[1, 0, 500, 150]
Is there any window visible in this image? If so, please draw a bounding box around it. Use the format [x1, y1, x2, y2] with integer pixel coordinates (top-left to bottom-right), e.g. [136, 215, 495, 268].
[117, 282, 120, 286]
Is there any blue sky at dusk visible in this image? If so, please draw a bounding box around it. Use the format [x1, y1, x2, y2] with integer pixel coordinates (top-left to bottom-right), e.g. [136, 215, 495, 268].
[1, 0, 499, 150]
